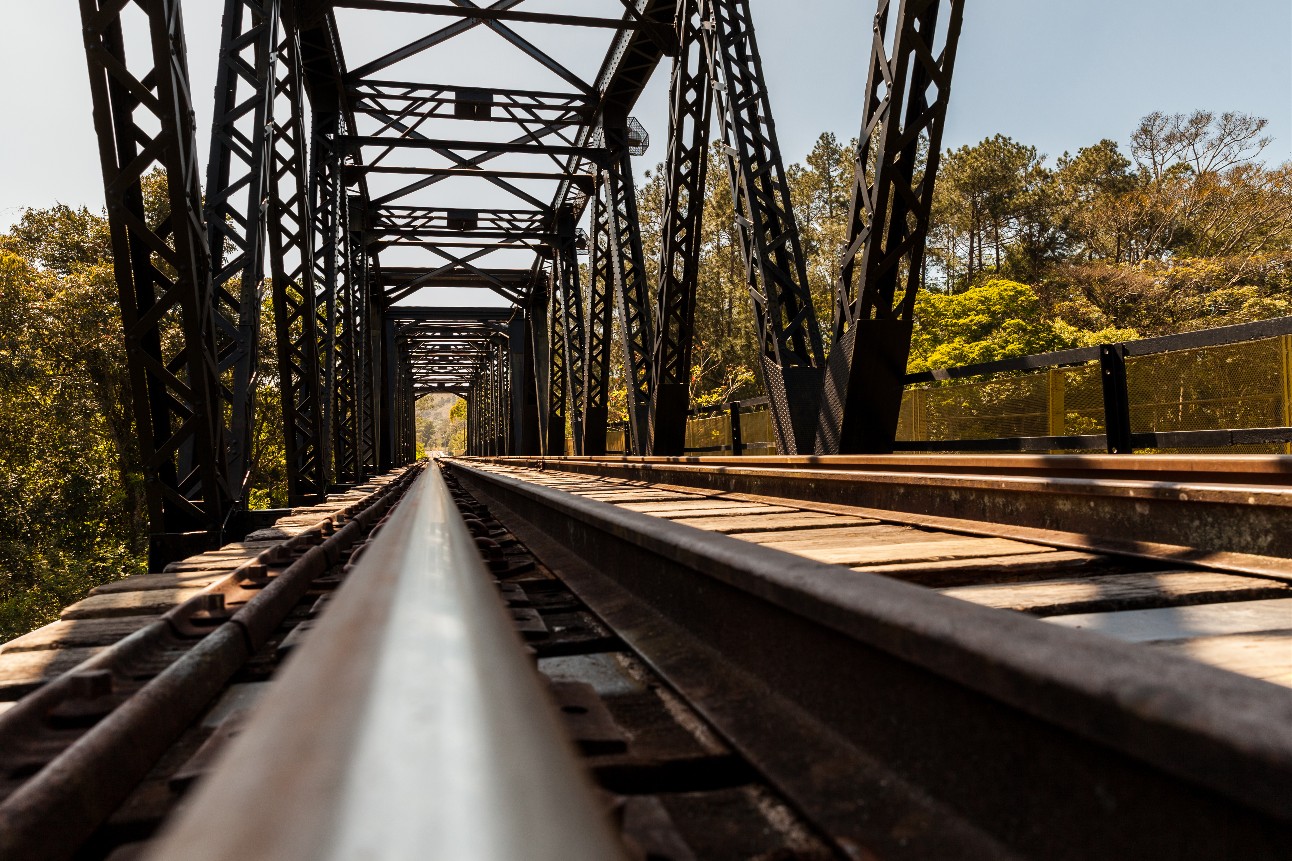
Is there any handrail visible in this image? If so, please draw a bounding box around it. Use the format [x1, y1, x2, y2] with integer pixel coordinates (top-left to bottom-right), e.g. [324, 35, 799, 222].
[905, 315, 1292, 384]
[144, 464, 624, 861]
[599, 317, 1292, 456]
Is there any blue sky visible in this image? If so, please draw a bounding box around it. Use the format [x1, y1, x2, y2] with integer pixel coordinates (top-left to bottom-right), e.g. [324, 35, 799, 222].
[1, 0, 1288, 229]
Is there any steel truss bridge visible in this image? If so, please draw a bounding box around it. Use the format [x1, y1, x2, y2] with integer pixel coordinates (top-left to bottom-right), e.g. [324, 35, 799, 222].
[0, 5, 1290, 856]
[75, 0, 963, 567]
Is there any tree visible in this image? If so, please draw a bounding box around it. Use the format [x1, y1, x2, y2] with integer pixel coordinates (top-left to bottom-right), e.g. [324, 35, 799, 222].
[788, 132, 856, 335]
[909, 279, 1082, 371]
[929, 135, 1053, 290]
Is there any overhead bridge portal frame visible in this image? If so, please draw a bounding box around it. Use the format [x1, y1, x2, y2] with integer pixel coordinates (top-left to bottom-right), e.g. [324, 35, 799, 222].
[76, 0, 963, 567]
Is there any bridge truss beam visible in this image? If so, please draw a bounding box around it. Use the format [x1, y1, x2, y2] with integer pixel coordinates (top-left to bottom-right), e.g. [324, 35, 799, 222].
[650, 0, 713, 456]
[79, 0, 236, 568]
[205, 0, 280, 499]
[817, 0, 965, 454]
[702, 0, 826, 456]
[267, 25, 329, 505]
[76, 0, 960, 564]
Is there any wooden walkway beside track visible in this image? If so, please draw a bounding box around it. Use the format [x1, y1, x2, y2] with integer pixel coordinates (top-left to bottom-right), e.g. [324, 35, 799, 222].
[465, 458, 1292, 688]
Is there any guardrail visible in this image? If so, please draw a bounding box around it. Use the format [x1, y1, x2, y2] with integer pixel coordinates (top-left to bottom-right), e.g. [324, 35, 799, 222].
[145, 464, 623, 861]
[898, 315, 1292, 454]
[586, 316, 1292, 456]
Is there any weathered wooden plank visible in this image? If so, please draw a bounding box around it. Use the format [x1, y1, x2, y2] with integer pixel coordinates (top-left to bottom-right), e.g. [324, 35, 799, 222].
[740, 524, 944, 550]
[652, 506, 801, 519]
[942, 571, 1292, 617]
[1150, 632, 1292, 688]
[0, 616, 159, 653]
[92, 570, 230, 595]
[1045, 598, 1292, 643]
[853, 551, 1116, 588]
[61, 588, 209, 620]
[617, 500, 790, 515]
[578, 492, 702, 503]
[781, 537, 1051, 568]
[671, 512, 873, 534]
[0, 647, 103, 697]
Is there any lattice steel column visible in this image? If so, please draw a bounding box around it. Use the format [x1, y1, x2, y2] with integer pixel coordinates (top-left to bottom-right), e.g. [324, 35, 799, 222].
[545, 265, 568, 456]
[650, 0, 713, 456]
[310, 109, 341, 481]
[582, 184, 614, 456]
[528, 277, 553, 455]
[335, 195, 364, 481]
[266, 27, 327, 504]
[205, 0, 279, 499]
[816, 0, 964, 454]
[79, 0, 233, 567]
[496, 338, 511, 454]
[399, 354, 415, 463]
[556, 209, 586, 455]
[483, 345, 496, 456]
[602, 131, 655, 456]
[509, 315, 534, 455]
[470, 380, 480, 452]
[702, 0, 825, 455]
[332, 192, 360, 484]
[380, 315, 398, 470]
[360, 266, 380, 475]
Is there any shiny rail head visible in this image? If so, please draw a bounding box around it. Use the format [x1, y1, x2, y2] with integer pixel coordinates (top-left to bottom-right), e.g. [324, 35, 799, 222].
[143, 463, 624, 861]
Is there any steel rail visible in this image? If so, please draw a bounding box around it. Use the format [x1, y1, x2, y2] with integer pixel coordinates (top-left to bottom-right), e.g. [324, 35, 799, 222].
[448, 459, 1292, 860]
[0, 468, 421, 861]
[502, 452, 1292, 482]
[479, 455, 1292, 574]
[143, 464, 623, 861]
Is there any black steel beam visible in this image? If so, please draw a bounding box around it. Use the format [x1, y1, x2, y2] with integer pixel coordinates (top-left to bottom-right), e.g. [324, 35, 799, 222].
[556, 209, 586, 455]
[817, 0, 965, 455]
[602, 135, 654, 456]
[267, 25, 329, 504]
[205, 0, 281, 499]
[649, 0, 712, 456]
[545, 265, 567, 456]
[582, 181, 614, 456]
[703, 0, 824, 455]
[79, 0, 234, 568]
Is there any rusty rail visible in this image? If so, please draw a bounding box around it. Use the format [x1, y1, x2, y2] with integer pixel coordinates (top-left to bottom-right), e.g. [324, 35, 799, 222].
[0, 467, 421, 861]
[142, 463, 623, 861]
[477, 454, 1292, 578]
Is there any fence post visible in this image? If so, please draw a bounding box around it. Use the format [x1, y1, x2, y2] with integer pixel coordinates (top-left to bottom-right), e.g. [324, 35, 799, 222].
[729, 401, 744, 456]
[1048, 369, 1066, 437]
[1100, 344, 1133, 454]
[1282, 336, 1292, 455]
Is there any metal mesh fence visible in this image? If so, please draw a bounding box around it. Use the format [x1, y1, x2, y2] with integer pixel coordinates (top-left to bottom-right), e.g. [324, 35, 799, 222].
[897, 335, 1292, 453]
[569, 335, 1292, 456]
[739, 408, 777, 455]
[685, 413, 730, 452]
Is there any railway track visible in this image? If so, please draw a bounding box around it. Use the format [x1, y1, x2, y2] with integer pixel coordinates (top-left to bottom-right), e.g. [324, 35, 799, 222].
[440, 456, 1292, 858]
[0, 456, 1289, 859]
[0, 467, 420, 860]
[457, 455, 1292, 681]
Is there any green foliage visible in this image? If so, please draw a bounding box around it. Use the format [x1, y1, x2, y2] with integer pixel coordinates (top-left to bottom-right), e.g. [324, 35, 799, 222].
[909, 279, 1082, 372]
[0, 171, 289, 639]
[416, 395, 466, 455]
[0, 247, 145, 640]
